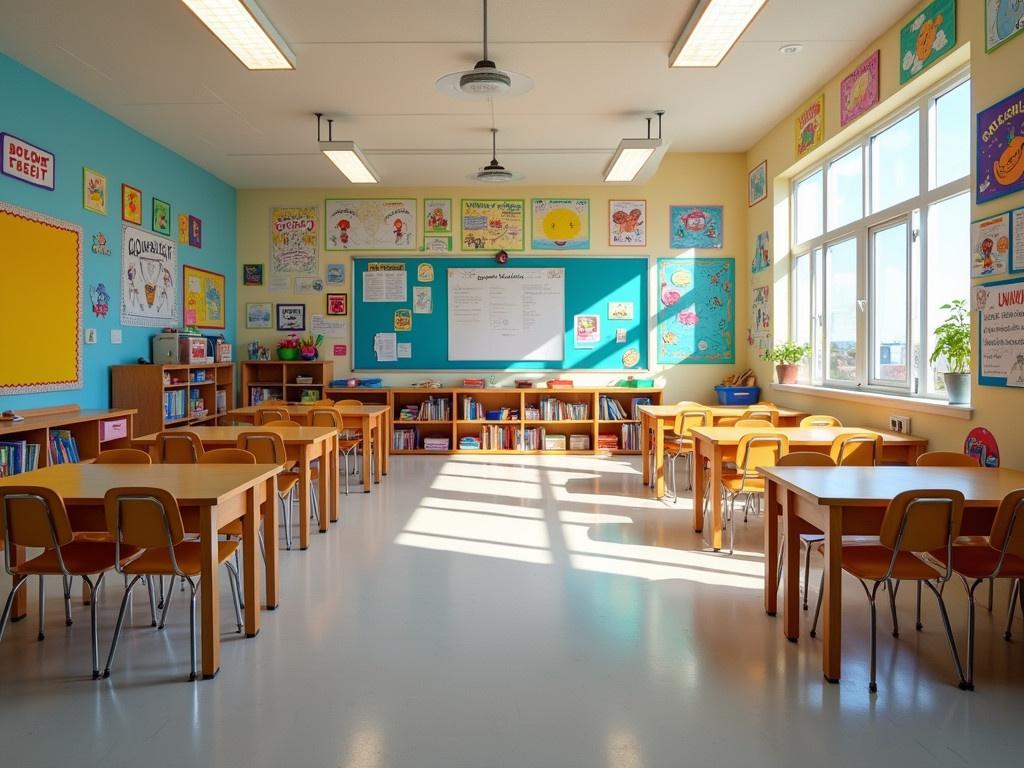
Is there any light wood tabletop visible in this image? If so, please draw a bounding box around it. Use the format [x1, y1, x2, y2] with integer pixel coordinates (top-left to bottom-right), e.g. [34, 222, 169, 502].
[0, 462, 283, 679]
[760, 465, 1024, 683]
[690, 426, 928, 551]
[134, 425, 338, 548]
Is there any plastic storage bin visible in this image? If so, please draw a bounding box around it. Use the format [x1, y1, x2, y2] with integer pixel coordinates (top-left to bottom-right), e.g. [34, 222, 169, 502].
[714, 385, 761, 405]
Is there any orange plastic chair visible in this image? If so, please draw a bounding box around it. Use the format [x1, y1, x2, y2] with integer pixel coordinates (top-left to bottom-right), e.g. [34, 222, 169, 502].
[664, 408, 711, 501]
[334, 401, 373, 480]
[262, 419, 301, 428]
[311, 408, 361, 495]
[334, 399, 363, 408]
[155, 431, 204, 464]
[94, 448, 152, 464]
[916, 451, 980, 467]
[717, 433, 789, 554]
[307, 398, 335, 406]
[0, 486, 141, 678]
[734, 418, 775, 428]
[829, 431, 884, 466]
[800, 414, 843, 427]
[255, 407, 289, 425]
[102, 487, 242, 681]
[198, 448, 257, 465]
[237, 432, 301, 550]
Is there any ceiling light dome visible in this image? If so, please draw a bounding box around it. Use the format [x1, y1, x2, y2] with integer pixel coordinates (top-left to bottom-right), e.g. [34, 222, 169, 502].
[437, 0, 532, 100]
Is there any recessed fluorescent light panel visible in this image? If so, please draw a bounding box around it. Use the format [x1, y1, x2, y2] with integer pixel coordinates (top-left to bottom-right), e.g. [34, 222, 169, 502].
[670, 0, 768, 68]
[320, 142, 380, 184]
[181, 0, 295, 70]
[604, 139, 662, 183]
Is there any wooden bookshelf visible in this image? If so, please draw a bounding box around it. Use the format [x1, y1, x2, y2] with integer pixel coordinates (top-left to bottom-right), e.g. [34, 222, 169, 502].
[240, 360, 333, 406]
[388, 386, 663, 455]
[111, 362, 234, 437]
[0, 405, 136, 466]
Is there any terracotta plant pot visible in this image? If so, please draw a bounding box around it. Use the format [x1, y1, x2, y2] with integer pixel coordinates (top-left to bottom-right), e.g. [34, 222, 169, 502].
[775, 363, 799, 384]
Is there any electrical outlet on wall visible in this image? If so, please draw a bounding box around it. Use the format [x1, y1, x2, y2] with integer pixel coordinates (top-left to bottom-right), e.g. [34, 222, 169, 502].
[889, 415, 911, 434]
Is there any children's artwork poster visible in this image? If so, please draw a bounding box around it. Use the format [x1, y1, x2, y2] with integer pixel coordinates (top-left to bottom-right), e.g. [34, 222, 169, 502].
[325, 198, 417, 250]
[177, 213, 189, 244]
[413, 286, 432, 314]
[573, 314, 600, 348]
[976, 276, 1024, 387]
[270, 206, 319, 273]
[751, 285, 771, 346]
[964, 426, 1000, 468]
[394, 308, 412, 332]
[532, 198, 590, 250]
[326, 292, 348, 316]
[840, 49, 880, 127]
[752, 230, 770, 274]
[424, 198, 452, 234]
[795, 94, 825, 157]
[609, 200, 646, 246]
[615, 328, 627, 343]
[120, 224, 177, 327]
[246, 302, 272, 329]
[977, 85, 1024, 204]
[91, 232, 110, 255]
[276, 303, 305, 331]
[295, 276, 324, 295]
[90, 283, 111, 318]
[121, 184, 142, 225]
[1014, 208, 1024, 272]
[987, 0, 1024, 52]
[188, 215, 202, 248]
[326, 263, 346, 284]
[0, 132, 54, 190]
[182, 264, 224, 329]
[152, 198, 171, 236]
[669, 205, 723, 249]
[900, 0, 955, 84]
[608, 301, 633, 320]
[747, 162, 767, 207]
[461, 199, 525, 251]
[417, 262, 434, 282]
[657, 257, 735, 365]
[243, 263, 263, 286]
[971, 213, 1011, 277]
[83, 167, 106, 215]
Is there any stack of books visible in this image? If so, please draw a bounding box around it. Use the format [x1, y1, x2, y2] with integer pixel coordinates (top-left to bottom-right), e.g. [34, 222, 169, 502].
[597, 433, 619, 450]
[463, 378, 486, 388]
[459, 436, 482, 450]
[393, 428, 417, 450]
[598, 396, 629, 420]
[417, 396, 451, 420]
[0, 440, 40, 476]
[48, 430, 80, 464]
[398, 404, 420, 421]
[538, 398, 589, 421]
[620, 423, 642, 451]
[522, 426, 546, 450]
[481, 425, 520, 450]
[546, 379, 574, 389]
[423, 436, 451, 451]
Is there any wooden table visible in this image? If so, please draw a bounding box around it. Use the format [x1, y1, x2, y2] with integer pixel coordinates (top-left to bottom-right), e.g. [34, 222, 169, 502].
[134, 425, 337, 548]
[228, 404, 388, 493]
[690, 426, 928, 550]
[638, 404, 808, 498]
[0, 463, 282, 679]
[761, 465, 1024, 683]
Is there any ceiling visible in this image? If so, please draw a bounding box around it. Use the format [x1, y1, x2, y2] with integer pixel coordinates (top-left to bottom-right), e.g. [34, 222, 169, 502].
[0, 0, 920, 188]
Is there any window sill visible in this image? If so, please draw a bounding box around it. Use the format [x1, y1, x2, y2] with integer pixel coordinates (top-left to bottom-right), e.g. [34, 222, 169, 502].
[770, 383, 973, 420]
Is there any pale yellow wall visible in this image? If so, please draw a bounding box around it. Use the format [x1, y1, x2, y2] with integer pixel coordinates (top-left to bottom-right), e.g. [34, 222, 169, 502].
[236, 152, 750, 401]
[745, 0, 1024, 463]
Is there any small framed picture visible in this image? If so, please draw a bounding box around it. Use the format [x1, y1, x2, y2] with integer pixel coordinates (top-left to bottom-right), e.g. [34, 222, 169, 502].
[178, 213, 189, 244]
[243, 264, 264, 286]
[246, 302, 272, 329]
[83, 167, 107, 215]
[121, 183, 142, 225]
[326, 292, 348, 316]
[152, 198, 171, 236]
[748, 161, 767, 207]
[276, 303, 305, 330]
[189, 214, 202, 248]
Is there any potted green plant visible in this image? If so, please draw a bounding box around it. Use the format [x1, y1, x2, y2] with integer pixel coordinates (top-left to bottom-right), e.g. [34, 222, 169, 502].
[277, 333, 301, 361]
[764, 341, 811, 384]
[929, 299, 971, 404]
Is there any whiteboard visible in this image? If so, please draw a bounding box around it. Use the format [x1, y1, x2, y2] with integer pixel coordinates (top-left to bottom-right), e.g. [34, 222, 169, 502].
[448, 267, 565, 361]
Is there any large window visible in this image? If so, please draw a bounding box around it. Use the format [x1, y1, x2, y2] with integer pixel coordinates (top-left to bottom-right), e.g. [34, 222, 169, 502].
[790, 72, 970, 399]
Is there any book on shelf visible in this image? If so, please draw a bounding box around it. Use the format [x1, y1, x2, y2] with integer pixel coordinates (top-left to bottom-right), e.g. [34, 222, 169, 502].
[392, 428, 418, 450]
[597, 433, 619, 450]
[538, 397, 589, 421]
[0, 440, 40, 476]
[48, 430, 80, 464]
[480, 424, 520, 450]
[422, 436, 451, 450]
[164, 389, 187, 421]
[215, 389, 227, 414]
[544, 434, 567, 451]
[620, 423, 642, 451]
[630, 397, 652, 420]
[522, 426, 546, 450]
[598, 395, 629, 420]
[416, 396, 451, 421]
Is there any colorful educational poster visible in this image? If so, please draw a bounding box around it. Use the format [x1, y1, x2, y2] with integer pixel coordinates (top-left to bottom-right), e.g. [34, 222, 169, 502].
[413, 286, 432, 314]
[795, 94, 825, 157]
[669, 205, 723, 249]
[657, 257, 734, 364]
[752, 231, 770, 274]
[1014, 208, 1024, 272]
[461, 199, 525, 250]
[573, 314, 600, 348]
[417, 263, 434, 282]
[608, 301, 633, 320]
[121, 224, 177, 327]
[977, 86, 1024, 204]
[243, 264, 263, 286]
[182, 264, 224, 329]
[326, 293, 348, 316]
[532, 198, 589, 250]
[270, 206, 319, 273]
[295, 276, 324, 294]
[326, 263, 345, 284]
[987, 0, 1024, 52]
[751, 285, 771, 339]
[121, 184, 142, 225]
[246, 302, 272, 329]
[188, 215, 202, 248]
[965, 427, 1000, 467]
[177, 213, 189, 244]
[152, 198, 171, 236]
[841, 50, 880, 126]
[394, 308, 412, 332]
[972, 213, 1011, 277]
[609, 200, 646, 246]
[325, 198, 417, 250]
[276, 304, 304, 331]
[0, 132, 54, 190]
[977, 276, 1024, 387]
[747, 162, 767, 207]
[424, 198, 451, 234]
[900, 0, 955, 83]
[83, 167, 106, 215]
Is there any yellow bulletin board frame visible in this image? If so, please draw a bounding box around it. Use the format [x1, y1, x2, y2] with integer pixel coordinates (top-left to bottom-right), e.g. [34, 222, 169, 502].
[0, 202, 82, 395]
[182, 264, 226, 329]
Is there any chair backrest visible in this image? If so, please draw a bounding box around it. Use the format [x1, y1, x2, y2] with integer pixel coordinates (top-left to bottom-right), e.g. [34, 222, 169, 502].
[776, 451, 836, 467]
[800, 414, 842, 427]
[237, 431, 288, 464]
[830, 432, 883, 466]
[736, 433, 789, 476]
[262, 419, 301, 428]
[334, 399, 363, 408]
[310, 408, 343, 428]
[735, 418, 775, 428]
[198, 448, 257, 464]
[255, 407, 289, 425]
[742, 407, 779, 426]
[104, 487, 184, 562]
[878, 490, 964, 577]
[0, 486, 73, 554]
[671, 408, 710, 437]
[309, 399, 335, 406]
[988, 489, 1024, 563]
[156, 430, 204, 464]
[916, 451, 980, 468]
[94, 448, 153, 465]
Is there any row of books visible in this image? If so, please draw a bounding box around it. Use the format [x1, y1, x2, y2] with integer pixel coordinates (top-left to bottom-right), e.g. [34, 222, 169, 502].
[48, 430, 81, 464]
[480, 425, 520, 450]
[250, 387, 284, 405]
[630, 397, 652, 420]
[391, 429, 452, 451]
[620, 423, 643, 451]
[537, 397, 590, 421]
[0, 440, 40, 477]
[164, 389, 188, 421]
[598, 395, 630, 420]
[398, 397, 451, 421]
[461, 398, 518, 421]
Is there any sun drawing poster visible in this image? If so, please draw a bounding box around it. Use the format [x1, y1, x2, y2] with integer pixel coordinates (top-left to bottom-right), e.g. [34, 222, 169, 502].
[531, 198, 590, 250]
[270, 207, 319, 274]
[325, 199, 417, 250]
[657, 257, 734, 364]
[121, 224, 177, 326]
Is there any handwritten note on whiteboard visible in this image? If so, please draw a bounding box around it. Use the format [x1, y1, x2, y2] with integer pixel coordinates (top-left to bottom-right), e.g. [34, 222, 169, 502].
[447, 267, 564, 361]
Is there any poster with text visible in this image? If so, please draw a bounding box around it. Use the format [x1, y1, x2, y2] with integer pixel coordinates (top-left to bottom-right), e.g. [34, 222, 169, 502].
[977, 85, 1024, 204]
[669, 205, 723, 249]
[795, 94, 825, 157]
[270, 206, 319, 274]
[978, 277, 1024, 387]
[121, 224, 177, 326]
[531, 198, 590, 250]
[461, 199, 525, 250]
[657, 257, 734, 364]
[325, 199, 417, 250]
[972, 213, 1011, 277]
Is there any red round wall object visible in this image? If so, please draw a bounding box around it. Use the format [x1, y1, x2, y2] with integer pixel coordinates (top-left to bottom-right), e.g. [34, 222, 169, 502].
[495, 249, 509, 264]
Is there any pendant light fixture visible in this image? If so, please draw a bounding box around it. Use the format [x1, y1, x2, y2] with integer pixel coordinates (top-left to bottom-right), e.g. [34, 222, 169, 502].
[437, 0, 532, 100]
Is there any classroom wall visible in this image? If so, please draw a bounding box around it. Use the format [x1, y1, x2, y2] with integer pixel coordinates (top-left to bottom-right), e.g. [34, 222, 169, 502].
[235, 152, 750, 401]
[0, 53, 236, 412]
[745, 0, 1024, 462]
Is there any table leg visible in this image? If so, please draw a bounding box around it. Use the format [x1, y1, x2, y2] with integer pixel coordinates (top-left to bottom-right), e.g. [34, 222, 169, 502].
[361, 417, 372, 494]
[373, 418, 382, 485]
[242, 488, 260, 637]
[298, 447, 311, 550]
[329, 437, 339, 524]
[654, 419, 666, 498]
[708, 445, 723, 551]
[693, 439, 706, 533]
[822, 506, 843, 683]
[764, 479, 779, 616]
[263, 476, 279, 609]
[641, 413, 651, 487]
[783, 490, 801, 641]
[381, 413, 390, 476]
[199, 504, 220, 679]
[318, 441, 331, 533]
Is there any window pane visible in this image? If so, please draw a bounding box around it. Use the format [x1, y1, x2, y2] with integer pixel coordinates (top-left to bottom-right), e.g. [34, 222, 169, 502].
[795, 170, 823, 244]
[871, 222, 909, 384]
[827, 147, 863, 230]
[934, 80, 970, 187]
[793, 253, 811, 348]
[825, 238, 858, 381]
[926, 192, 970, 393]
[871, 112, 919, 212]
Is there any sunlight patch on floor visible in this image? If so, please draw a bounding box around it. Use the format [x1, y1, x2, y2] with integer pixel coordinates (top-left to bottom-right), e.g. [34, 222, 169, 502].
[394, 531, 553, 565]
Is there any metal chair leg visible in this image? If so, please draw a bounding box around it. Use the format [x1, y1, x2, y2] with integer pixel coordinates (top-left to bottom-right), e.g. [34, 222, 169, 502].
[146, 576, 157, 627]
[924, 579, 968, 690]
[225, 562, 243, 634]
[810, 568, 824, 638]
[37, 575, 46, 641]
[187, 579, 198, 682]
[916, 581, 924, 631]
[0, 577, 31, 644]
[988, 578, 994, 612]
[802, 542, 813, 610]
[84, 573, 103, 680]
[886, 578, 900, 638]
[158, 577, 175, 629]
[1004, 578, 1019, 641]
[103, 575, 143, 678]
[865, 580, 881, 693]
[776, 537, 785, 593]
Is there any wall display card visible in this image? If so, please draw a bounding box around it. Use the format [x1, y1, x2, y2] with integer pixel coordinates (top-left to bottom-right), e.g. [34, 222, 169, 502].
[987, 0, 1024, 52]
[461, 199, 525, 251]
[374, 332, 398, 362]
[295, 276, 325, 294]
[977, 85, 1024, 204]
[121, 224, 177, 326]
[751, 285, 771, 340]
[608, 301, 633, 320]
[977, 277, 1024, 387]
[362, 261, 408, 302]
[325, 199, 417, 250]
[243, 264, 263, 286]
[182, 265, 225, 329]
[971, 213, 1011, 277]
[900, 0, 955, 84]
[609, 200, 646, 246]
[424, 235, 452, 252]
[246, 302, 272, 329]
[311, 314, 349, 337]
[747, 162, 767, 207]
[270, 206, 319, 274]
[177, 213, 189, 244]
[840, 50, 880, 127]
[670, 205, 724, 249]
[1, 132, 54, 190]
[574, 314, 600, 348]
[268, 274, 290, 293]
[333, 344, 347, 356]
[397, 342, 412, 359]
[417, 263, 434, 282]
[394, 309, 412, 332]
[657, 257, 735, 364]
[413, 286, 432, 314]
[752, 231, 770, 273]
[424, 198, 452, 234]
[531, 198, 590, 250]
[615, 328, 627, 343]
[326, 263, 346, 284]
[83, 167, 107, 215]
[1013, 209, 1024, 273]
[795, 94, 825, 157]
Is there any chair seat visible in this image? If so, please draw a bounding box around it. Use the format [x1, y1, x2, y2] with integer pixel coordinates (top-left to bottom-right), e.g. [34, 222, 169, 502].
[810, 534, 878, 548]
[665, 439, 694, 456]
[277, 475, 299, 496]
[122, 540, 239, 576]
[73, 530, 114, 544]
[840, 546, 942, 582]
[13, 541, 141, 576]
[929, 544, 1024, 580]
[338, 439, 361, 451]
[722, 475, 764, 493]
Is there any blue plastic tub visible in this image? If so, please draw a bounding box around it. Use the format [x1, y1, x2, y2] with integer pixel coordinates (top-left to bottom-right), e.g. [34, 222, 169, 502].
[714, 385, 761, 405]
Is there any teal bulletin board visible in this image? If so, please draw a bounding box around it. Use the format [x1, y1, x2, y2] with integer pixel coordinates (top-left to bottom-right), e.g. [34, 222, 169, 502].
[353, 256, 648, 370]
[656, 257, 735, 364]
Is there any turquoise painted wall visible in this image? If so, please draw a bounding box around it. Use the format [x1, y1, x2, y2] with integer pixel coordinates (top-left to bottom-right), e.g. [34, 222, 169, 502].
[0, 53, 236, 411]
